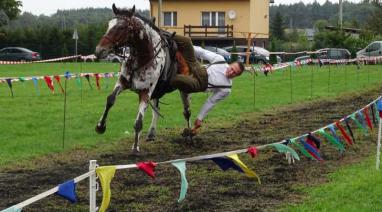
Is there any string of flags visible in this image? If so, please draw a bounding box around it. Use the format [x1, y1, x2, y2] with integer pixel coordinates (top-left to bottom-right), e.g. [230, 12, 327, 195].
[0, 72, 118, 96]
[2, 96, 382, 212]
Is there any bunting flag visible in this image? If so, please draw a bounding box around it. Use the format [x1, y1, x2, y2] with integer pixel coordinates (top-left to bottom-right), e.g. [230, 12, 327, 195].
[269, 143, 300, 161]
[371, 104, 377, 125]
[54, 76, 65, 93]
[306, 133, 321, 149]
[364, 107, 373, 130]
[377, 99, 382, 118]
[32, 77, 40, 96]
[1, 206, 22, 212]
[290, 138, 315, 160]
[5, 79, 14, 97]
[210, 157, 243, 173]
[43, 76, 54, 93]
[300, 138, 323, 161]
[104, 73, 110, 89]
[328, 125, 343, 145]
[345, 119, 356, 143]
[75, 75, 82, 89]
[18, 77, 26, 82]
[335, 121, 353, 145]
[94, 73, 101, 90]
[317, 129, 345, 152]
[227, 154, 261, 184]
[350, 113, 368, 136]
[84, 74, 93, 90]
[247, 146, 258, 158]
[96, 166, 117, 212]
[56, 180, 77, 203]
[357, 111, 368, 131]
[64, 71, 71, 79]
[171, 160, 188, 203]
[136, 161, 157, 178]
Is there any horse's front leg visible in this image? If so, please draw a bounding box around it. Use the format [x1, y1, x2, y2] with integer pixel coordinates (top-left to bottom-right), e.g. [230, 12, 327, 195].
[95, 84, 123, 134]
[180, 91, 191, 128]
[132, 89, 150, 152]
[146, 98, 159, 141]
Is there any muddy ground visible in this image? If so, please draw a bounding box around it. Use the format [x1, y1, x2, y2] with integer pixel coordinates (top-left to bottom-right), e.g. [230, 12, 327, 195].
[1, 87, 381, 211]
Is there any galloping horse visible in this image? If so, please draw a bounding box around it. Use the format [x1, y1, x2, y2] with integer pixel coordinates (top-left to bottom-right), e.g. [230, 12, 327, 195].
[95, 4, 192, 152]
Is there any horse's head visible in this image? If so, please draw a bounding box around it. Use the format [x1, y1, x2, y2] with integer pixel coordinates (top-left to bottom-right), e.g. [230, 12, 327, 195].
[95, 4, 142, 59]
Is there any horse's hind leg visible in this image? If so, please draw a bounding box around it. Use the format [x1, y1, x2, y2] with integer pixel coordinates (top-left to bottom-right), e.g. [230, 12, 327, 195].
[146, 98, 159, 141]
[95, 84, 122, 134]
[132, 89, 150, 152]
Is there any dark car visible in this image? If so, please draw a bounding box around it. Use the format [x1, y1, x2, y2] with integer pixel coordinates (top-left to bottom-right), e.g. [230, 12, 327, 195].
[0, 47, 41, 61]
[204, 46, 231, 62]
[223, 45, 281, 64]
[317, 48, 351, 60]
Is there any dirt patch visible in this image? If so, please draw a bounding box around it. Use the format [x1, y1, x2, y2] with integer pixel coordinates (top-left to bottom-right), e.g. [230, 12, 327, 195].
[0, 87, 381, 211]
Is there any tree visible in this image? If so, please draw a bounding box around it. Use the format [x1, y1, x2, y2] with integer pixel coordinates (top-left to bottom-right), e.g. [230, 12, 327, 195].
[271, 11, 285, 40]
[366, 1, 382, 35]
[0, 0, 22, 27]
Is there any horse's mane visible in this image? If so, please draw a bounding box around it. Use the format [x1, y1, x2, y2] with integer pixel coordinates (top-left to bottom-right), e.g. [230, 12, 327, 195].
[115, 7, 162, 34]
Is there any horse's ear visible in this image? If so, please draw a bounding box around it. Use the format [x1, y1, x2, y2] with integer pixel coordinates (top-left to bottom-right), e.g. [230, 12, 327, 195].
[112, 4, 119, 15]
[131, 5, 136, 14]
[151, 17, 156, 24]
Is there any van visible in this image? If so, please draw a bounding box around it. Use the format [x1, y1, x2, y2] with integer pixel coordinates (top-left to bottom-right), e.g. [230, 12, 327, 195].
[317, 48, 351, 60]
[356, 41, 382, 58]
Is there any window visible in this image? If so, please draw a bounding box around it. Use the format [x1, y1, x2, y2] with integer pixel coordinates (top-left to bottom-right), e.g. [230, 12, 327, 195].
[163, 12, 177, 26]
[201, 11, 225, 26]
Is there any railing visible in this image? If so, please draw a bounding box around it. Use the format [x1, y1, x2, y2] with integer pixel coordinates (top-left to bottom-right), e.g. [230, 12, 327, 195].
[183, 25, 233, 38]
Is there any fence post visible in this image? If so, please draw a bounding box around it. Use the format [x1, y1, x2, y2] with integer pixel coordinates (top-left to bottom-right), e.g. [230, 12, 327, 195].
[89, 160, 97, 212]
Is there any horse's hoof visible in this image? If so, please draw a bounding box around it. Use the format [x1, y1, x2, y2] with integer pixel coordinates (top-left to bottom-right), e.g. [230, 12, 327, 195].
[146, 136, 155, 142]
[95, 123, 106, 134]
[184, 135, 193, 142]
[131, 145, 140, 154]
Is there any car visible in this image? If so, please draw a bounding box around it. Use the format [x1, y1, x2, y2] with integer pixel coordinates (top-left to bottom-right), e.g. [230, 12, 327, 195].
[223, 45, 281, 64]
[203, 46, 231, 62]
[356, 41, 382, 58]
[317, 48, 351, 60]
[294, 55, 311, 63]
[0, 47, 41, 61]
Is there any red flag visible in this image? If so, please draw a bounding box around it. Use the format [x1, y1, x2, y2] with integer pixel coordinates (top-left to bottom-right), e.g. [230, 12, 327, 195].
[363, 107, 373, 130]
[137, 161, 157, 178]
[44, 76, 54, 93]
[247, 146, 258, 158]
[94, 73, 101, 90]
[54, 75, 65, 93]
[335, 121, 353, 145]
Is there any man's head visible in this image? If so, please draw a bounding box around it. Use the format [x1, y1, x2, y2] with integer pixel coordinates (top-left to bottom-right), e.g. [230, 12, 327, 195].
[225, 61, 245, 78]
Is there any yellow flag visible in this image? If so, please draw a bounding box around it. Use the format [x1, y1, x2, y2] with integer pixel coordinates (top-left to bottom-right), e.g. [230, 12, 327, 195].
[227, 154, 261, 184]
[96, 166, 117, 212]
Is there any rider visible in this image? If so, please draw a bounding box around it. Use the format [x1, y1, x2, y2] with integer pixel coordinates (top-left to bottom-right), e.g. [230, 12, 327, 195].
[171, 35, 245, 134]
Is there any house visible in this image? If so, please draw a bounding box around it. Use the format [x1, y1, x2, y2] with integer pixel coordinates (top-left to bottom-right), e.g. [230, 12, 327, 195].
[150, 0, 271, 48]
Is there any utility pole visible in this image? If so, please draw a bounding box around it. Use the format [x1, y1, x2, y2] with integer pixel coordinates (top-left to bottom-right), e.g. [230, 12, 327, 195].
[158, 0, 162, 27]
[339, 0, 343, 29]
[73, 28, 79, 61]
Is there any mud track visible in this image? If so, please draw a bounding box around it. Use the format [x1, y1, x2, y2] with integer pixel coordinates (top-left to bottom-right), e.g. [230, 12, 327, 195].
[1, 87, 381, 211]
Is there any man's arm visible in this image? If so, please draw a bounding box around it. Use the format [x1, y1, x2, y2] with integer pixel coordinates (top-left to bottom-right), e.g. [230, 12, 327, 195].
[193, 46, 226, 64]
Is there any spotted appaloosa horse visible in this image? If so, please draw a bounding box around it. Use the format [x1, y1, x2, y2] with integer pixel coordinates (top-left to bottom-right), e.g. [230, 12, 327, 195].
[94, 4, 192, 153]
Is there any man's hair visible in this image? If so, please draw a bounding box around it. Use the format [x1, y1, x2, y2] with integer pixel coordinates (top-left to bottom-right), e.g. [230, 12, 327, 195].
[236, 61, 245, 75]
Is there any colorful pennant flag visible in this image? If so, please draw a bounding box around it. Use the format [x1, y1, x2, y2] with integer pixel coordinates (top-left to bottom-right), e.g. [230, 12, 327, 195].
[136, 161, 157, 178]
[269, 143, 300, 161]
[43, 76, 54, 93]
[306, 133, 321, 149]
[1, 206, 22, 212]
[328, 125, 343, 144]
[357, 111, 368, 131]
[64, 71, 71, 79]
[350, 113, 368, 136]
[5, 79, 13, 97]
[18, 77, 25, 82]
[84, 74, 93, 90]
[290, 138, 315, 160]
[104, 73, 110, 89]
[94, 73, 101, 90]
[247, 146, 258, 158]
[75, 74, 82, 89]
[377, 99, 382, 118]
[335, 121, 353, 145]
[54, 75, 65, 93]
[96, 166, 117, 212]
[344, 119, 356, 144]
[171, 160, 188, 203]
[227, 154, 261, 183]
[32, 77, 40, 96]
[56, 180, 77, 203]
[318, 128, 344, 152]
[364, 107, 373, 130]
[210, 157, 243, 173]
[300, 138, 323, 161]
[371, 104, 377, 125]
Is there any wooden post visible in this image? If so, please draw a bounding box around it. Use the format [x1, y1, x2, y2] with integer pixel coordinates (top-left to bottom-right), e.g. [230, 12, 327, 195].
[246, 33, 252, 65]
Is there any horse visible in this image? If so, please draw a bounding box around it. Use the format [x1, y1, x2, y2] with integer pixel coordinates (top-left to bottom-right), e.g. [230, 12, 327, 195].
[94, 4, 192, 153]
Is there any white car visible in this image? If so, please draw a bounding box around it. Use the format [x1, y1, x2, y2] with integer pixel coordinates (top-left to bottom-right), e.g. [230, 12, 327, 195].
[357, 41, 382, 58]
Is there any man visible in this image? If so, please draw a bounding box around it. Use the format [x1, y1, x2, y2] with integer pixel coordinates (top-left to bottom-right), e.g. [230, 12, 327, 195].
[171, 35, 245, 134]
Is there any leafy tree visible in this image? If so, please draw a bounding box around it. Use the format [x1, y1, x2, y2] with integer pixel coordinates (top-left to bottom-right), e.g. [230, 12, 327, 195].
[0, 0, 22, 27]
[271, 11, 285, 40]
[366, 1, 382, 35]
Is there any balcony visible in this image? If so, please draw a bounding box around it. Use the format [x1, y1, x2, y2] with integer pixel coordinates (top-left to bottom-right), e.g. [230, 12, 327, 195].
[183, 25, 234, 38]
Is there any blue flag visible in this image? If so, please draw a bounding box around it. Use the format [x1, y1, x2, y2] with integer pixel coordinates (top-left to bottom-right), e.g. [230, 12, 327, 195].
[56, 180, 77, 203]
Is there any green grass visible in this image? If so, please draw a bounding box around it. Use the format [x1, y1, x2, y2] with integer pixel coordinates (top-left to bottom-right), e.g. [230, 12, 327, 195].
[0, 62, 381, 166]
[283, 156, 382, 211]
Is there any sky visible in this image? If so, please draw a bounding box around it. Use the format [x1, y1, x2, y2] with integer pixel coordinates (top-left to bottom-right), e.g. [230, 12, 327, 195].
[19, 0, 361, 16]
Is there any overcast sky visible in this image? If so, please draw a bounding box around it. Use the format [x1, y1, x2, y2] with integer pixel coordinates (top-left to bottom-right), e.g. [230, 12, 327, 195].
[20, 0, 360, 16]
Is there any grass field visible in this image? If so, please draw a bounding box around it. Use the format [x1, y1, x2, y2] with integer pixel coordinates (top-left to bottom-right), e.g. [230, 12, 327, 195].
[0, 62, 381, 166]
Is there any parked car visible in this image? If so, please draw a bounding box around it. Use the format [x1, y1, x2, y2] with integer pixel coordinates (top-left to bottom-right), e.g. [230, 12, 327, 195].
[356, 41, 382, 58]
[294, 55, 311, 63]
[204, 46, 231, 62]
[0, 47, 41, 61]
[317, 48, 351, 60]
[223, 45, 281, 64]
